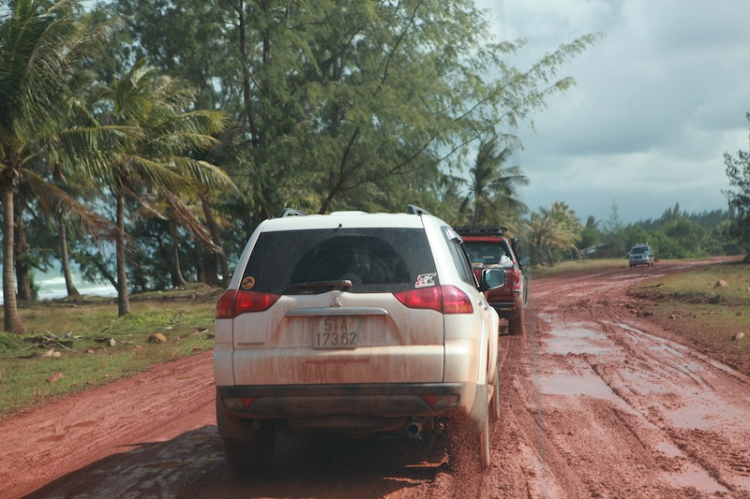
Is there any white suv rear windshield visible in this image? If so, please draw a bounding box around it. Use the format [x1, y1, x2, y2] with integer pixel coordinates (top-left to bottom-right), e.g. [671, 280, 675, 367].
[242, 228, 438, 294]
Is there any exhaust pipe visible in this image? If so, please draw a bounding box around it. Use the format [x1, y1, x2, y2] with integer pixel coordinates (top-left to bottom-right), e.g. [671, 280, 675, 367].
[407, 420, 423, 438]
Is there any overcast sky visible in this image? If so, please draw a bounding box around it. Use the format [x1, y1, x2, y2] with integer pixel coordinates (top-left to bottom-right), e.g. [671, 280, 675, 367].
[476, 0, 750, 223]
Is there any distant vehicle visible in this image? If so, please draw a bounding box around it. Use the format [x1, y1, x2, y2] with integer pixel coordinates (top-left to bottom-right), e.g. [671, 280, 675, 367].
[454, 226, 529, 335]
[214, 205, 502, 471]
[629, 244, 654, 267]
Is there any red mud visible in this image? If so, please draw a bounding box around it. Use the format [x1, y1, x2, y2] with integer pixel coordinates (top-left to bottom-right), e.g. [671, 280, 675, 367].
[2, 260, 750, 498]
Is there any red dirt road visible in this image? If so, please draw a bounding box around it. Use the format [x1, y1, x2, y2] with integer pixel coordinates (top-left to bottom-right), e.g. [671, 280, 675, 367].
[2, 260, 750, 498]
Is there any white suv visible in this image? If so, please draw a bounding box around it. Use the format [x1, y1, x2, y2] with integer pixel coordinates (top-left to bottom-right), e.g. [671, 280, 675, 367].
[628, 243, 654, 267]
[214, 206, 501, 470]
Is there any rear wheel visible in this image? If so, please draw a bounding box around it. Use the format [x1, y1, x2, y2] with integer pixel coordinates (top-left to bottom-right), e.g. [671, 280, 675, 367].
[508, 308, 525, 335]
[222, 421, 276, 472]
[479, 412, 491, 470]
[491, 362, 501, 421]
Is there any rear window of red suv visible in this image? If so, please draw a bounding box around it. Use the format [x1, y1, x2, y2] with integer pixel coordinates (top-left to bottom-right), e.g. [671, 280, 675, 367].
[242, 228, 438, 294]
[463, 240, 512, 266]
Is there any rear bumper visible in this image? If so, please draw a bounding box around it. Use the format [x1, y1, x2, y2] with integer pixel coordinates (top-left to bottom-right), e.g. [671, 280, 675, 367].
[629, 259, 652, 266]
[488, 293, 524, 313]
[218, 382, 474, 417]
[216, 382, 485, 435]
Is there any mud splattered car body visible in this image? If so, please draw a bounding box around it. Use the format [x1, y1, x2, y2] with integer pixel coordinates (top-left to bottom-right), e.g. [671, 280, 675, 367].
[214, 206, 501, 470]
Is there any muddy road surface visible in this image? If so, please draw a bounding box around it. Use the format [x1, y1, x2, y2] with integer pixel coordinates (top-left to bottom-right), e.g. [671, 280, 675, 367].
[2, 261, 750, 498]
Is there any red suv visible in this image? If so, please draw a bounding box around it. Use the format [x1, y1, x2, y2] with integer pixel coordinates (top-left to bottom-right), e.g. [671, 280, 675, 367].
[454, 226, 528, 335]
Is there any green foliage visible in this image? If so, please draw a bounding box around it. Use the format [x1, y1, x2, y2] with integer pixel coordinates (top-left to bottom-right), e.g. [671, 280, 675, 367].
[459, 137, 529, 227]
[724, 113, 750, 254]
[526, 201, 582, 266]
[104, 0, 598, 224]
[579, 216, 601, 249]
[3, 0, 600, 321]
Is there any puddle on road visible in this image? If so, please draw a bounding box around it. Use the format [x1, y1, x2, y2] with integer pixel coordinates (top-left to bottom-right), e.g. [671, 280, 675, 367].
[618, 369, 671, 395]
[666, 407, 712, 430]
[663, 462, 728, 494]
[544, 323, 612, 356]
[656, 442, 683, 458]
[539, 373, 615, 398]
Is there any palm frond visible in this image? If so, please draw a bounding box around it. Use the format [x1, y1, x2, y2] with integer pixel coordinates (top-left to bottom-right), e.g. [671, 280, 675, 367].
[23, 169, 116, 241]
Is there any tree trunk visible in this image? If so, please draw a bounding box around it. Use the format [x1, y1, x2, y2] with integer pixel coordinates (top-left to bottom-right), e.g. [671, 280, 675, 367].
[169, 219, 188, 288]
[116, 189, 131, 316]
[546, 246, 555, 267]
[14, 196, 33, 302]
[201, 246, 220, 286]
[200, 193, 230, 285]
[1, 179, 26, 333]
[59, 215, 80, 297]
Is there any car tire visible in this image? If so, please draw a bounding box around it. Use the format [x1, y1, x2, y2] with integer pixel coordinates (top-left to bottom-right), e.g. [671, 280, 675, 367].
[508, 308, 525, 335]
[479, 411, 491, 470]
[223, 420, 276, 472]
[491, 362, 501, 421]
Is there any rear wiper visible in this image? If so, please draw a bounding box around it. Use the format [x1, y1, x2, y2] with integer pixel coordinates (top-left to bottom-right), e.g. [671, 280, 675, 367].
[286, 280, 353, 294]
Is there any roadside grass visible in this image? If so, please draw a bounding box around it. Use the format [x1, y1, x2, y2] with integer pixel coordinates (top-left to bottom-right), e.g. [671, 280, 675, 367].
[529, 258, 625, 278]
[0, 283, 221, 418]
[629, 260, 750, 372]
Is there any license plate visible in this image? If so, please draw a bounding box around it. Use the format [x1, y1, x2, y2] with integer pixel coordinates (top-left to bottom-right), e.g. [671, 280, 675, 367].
[313, 316, 360, 349]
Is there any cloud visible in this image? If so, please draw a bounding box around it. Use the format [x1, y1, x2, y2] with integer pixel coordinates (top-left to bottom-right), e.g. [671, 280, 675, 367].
[477, 0, 750, 222]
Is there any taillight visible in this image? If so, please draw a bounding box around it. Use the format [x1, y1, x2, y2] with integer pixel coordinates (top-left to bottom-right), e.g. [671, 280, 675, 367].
[441, 285, 474, 314]
[215, 289, 280, 318]
[509, 269, 521, 289]
[394, 286, 442, 312]
[215, 290, 237, 318]
[393, 285, 473, 314]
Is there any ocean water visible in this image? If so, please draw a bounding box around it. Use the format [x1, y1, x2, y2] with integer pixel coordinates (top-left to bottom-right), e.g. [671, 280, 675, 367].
[0, 274, 117, 305]
[35, 276, 118, 301]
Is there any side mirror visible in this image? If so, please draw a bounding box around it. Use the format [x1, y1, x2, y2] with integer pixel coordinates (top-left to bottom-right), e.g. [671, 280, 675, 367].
[519, 257, 530, 268]
[510, 237, 519, 254]
[481, 268, 505, 291]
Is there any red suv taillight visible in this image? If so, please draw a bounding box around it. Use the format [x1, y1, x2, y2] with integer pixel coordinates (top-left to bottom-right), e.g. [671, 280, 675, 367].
[215, 289, 281, 318]
[393, 285, 474, 314]
[508, 269, 521, 289]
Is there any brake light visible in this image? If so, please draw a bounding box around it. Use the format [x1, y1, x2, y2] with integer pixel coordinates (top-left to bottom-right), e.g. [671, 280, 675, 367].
[215, 289, 280, 318]
[509, 269, 521, 289]
[394, 286, 442, 312]
[393, 285, 473, 314]
[215, 290, 237, 318]
[441, 285, 474, 314]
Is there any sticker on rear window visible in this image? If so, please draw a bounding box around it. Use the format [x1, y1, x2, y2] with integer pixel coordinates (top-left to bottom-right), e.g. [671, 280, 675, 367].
[241, 276, 256, 290]
[415, 273, 437, 288]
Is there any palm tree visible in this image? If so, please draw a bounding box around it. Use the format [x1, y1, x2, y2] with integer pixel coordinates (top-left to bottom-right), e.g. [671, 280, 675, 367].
[528, 202, 582, 266]
[460, 137, 529, 225]
[0, 0, 116, 332]
[96, 60, 234, 316]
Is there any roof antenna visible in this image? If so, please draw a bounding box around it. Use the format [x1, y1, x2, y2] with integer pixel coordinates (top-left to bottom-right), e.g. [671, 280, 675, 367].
[407, 204, 430, 215]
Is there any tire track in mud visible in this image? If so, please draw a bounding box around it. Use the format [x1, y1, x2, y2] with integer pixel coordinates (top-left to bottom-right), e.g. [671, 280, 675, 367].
[0, 352, 217, 499]
[527, 264, 750, 497]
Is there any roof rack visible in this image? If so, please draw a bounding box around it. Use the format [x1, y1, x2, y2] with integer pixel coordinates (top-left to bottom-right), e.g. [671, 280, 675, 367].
[407, 204, 431, 215]
[277, 208, 307, 218]
[453, 225, 507, 236]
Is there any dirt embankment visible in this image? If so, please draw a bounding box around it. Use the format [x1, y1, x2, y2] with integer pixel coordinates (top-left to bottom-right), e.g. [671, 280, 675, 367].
[2, 260, 750, 498]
